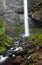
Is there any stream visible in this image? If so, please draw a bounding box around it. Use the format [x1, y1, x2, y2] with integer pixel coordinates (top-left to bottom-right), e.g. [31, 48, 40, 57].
[0, 41, 23, 63]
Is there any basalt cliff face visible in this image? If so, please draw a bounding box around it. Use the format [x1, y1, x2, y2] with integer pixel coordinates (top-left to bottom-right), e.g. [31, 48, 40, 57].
[0, 0, 42, 37]
[0, 0, 41, 23]
[6, 0, 41, 12]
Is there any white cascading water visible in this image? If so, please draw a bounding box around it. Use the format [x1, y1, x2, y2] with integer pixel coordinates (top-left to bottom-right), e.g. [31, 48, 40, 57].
[23, 0, 29, 36]
[0, 55, 8, 63]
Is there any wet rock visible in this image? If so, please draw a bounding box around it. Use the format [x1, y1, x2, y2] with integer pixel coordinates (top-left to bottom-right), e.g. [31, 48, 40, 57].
[0, 0, 7, 15]
[6, 0, 41, 13]
[20, 58, 29, 65]
[30, 9, 42, 26]
[3, 11, 20, 26]
[14, 41, 20, 46]
[7, 26, 15, 37]
[35, 45, 40, 51]
[14, 49, 27, 56]
[6, 0, 23, 11]
[27, 49, 35, 54]
[14, 56, 24, 63]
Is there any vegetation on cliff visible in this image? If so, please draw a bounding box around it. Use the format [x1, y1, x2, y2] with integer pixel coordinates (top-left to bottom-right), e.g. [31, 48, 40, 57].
[0, 17, 7, 35]
[13, 25, 24, 35]
[0, 17, 13, 53]
[26, 33, 42, 47]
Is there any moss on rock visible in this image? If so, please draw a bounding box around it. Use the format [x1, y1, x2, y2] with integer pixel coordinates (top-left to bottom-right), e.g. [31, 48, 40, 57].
[26, 33, 42, 47]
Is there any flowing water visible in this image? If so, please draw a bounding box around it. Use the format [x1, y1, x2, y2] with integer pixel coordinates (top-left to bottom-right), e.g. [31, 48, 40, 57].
[0, 0, 42, 63]
[23, 0, 29, 36]
[0, 55, 8, 63]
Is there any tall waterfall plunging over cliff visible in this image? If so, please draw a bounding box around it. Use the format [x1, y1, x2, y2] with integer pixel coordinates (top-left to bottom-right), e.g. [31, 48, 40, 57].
[23, 0, 29, 36]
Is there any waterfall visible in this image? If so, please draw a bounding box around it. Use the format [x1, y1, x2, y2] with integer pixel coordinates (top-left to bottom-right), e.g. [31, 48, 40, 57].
[23, 0, 29, 37]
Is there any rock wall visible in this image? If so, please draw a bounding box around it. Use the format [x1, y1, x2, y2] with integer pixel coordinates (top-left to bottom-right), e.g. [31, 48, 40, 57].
[0, 0, 42, 36]
[0, 0, 41, 25]
[5, 0, 41, 22]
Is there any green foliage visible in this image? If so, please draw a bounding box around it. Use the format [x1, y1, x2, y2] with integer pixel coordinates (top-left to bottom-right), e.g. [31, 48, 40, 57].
[0, 17, 13, 53]
[0, 46, 6, 53]
[30, 28, 42, 34]
[28, 63, 32, 65]
[27, 61, 40, 65]
[13, 25, 24, 34]
[28, 53, 38, 60]
[0, 34, 13, 53]
[0, 17, 7, 35]
[26, 33, 42, 47]
[35, 61, 40, 65]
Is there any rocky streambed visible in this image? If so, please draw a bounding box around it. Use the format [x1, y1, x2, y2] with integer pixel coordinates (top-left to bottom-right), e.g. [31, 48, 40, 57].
[0, 34, 42, 65]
